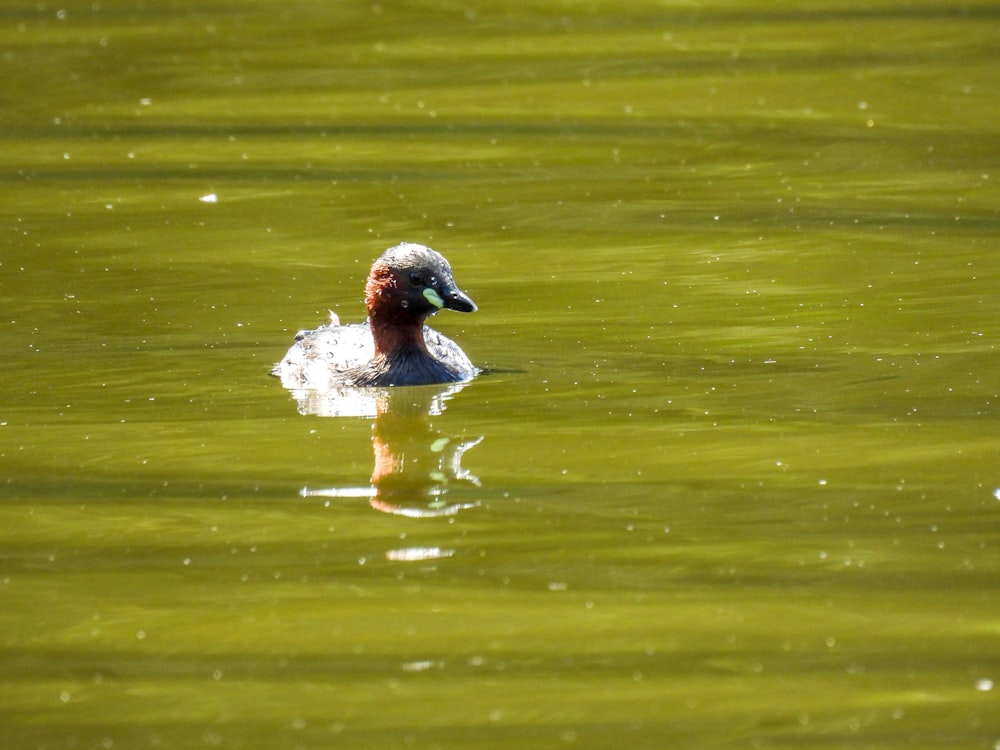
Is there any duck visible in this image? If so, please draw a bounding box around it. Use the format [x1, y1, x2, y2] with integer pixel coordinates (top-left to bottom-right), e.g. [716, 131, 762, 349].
[272, 243, 479, 388]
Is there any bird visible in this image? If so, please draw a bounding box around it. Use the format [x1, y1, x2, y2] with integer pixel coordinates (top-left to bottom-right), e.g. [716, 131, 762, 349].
[272, 242, 478, 389]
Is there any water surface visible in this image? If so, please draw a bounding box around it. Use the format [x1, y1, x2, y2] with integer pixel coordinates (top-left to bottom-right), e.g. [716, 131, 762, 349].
[2, 1, 998, 748]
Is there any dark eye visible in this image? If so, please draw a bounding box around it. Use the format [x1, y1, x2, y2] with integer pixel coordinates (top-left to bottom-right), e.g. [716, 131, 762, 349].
[409, 271, 426, 286]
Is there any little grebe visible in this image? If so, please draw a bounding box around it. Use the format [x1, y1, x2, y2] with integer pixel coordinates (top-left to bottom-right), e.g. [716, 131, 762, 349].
[272, 243, 478, 388]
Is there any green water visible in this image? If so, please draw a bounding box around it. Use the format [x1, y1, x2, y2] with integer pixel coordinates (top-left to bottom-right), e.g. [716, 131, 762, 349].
[2, 1, 999, 748]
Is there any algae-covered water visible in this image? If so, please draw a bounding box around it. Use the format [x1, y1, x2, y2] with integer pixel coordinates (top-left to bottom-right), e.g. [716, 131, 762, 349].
[2, 2, 998, 748]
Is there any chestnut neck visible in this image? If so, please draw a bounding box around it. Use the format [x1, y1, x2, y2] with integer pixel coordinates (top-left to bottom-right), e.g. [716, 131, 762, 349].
[365, 263, 430, 361]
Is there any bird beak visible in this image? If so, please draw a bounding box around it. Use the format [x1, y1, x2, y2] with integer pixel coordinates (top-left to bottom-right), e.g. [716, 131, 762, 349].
[439, 284, 477, 313]
[421, 281, 477, 313]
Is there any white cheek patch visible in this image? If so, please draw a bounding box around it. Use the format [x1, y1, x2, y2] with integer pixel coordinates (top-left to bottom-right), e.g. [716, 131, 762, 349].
[423, 288, 445, 309]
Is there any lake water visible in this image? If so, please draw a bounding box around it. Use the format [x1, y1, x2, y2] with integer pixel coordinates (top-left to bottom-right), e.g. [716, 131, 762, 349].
[2, 2, 998, 748]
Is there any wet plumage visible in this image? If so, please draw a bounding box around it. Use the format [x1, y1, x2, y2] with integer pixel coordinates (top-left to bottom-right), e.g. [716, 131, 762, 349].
[272, 243, 478, 388]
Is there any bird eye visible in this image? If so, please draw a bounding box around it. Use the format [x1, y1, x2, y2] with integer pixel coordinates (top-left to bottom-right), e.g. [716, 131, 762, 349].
[409, 271, 426, 286]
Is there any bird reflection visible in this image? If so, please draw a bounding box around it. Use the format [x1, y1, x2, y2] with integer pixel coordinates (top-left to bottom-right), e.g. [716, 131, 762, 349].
[288, 382, 482, 517]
